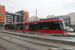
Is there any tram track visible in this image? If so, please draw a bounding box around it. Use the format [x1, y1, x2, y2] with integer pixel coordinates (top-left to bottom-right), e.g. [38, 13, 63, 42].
[0, 30, 75, 50]
[0, 32, 60, 50]
[2, 30, 75, 37]
[0, 33, 54, 48]
[0, 46, 6, 50]
[0, 37, 36, 50]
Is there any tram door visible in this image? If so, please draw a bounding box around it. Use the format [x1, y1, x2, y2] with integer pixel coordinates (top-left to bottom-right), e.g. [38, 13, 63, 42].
[29, 23, 38, 33]
[29, 24, 34, 33]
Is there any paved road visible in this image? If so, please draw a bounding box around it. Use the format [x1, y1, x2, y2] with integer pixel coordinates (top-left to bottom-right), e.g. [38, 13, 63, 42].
[0, 31, 75, 50]
[0, 33, 55, 50]
[1, 30, 75, 43]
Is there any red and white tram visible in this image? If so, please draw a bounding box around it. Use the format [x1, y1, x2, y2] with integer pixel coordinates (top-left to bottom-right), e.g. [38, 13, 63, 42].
[5, 18, 68, 36]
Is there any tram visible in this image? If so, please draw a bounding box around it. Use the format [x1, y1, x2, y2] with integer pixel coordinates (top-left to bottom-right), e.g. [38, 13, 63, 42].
[5, 17, 68, 36]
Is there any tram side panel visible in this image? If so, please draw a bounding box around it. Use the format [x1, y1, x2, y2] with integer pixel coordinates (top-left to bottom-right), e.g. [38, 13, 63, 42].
[25, 22, 67, 34]
[5, 24, 15, 30]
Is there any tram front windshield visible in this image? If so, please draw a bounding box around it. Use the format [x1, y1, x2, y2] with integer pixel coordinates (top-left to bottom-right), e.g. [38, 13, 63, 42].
[61, 21, 66, 30]
[56, 21, 66, 30]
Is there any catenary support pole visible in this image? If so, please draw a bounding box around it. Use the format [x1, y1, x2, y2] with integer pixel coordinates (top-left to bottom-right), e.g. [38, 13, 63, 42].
[23, 22, 25, 33]
[36, 10, 37, 21]
[15, 16, 16, 32]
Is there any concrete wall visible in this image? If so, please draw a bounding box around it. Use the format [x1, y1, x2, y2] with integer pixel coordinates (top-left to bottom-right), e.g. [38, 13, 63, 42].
[47, 15, 55, 18]
[68, 13, 75, 25]
[29, 16, 43, 21]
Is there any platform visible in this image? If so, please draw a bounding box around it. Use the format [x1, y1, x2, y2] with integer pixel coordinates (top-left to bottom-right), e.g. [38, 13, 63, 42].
[0, 30, 75, 43]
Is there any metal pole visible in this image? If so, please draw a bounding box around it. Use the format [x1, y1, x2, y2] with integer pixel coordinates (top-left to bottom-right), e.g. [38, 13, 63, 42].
[23, 22, 25, 33]
[23, 15, 25, 33]
[36, 10, 37, 21]
[23, 12, 27, 33]
[12, 15, 13, 23]
[15, 16, 16, 32]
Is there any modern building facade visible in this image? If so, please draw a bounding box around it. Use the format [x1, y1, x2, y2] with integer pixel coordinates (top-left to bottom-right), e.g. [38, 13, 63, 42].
[68, 13, 75, 27]
[16, 10, 29, 22]
[0, 5, 5, 28]
[5, 15, 13, 23]
[5, 11, 22, 24]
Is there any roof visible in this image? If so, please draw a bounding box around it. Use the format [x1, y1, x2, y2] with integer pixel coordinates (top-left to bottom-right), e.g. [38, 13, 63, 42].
[40, 17, 61, 20]
[5, 18, 63, 25]
[5, 11, 22, 16]
[6, 22, 15, 25]
[27, 19, 63, 23]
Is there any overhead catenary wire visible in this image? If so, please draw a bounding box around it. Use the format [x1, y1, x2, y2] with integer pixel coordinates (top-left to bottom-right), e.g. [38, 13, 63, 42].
[6, 0, 75, 18]
[7, 0, 29, 10]
[38, 1, 75, 11]
[6, 1, 75, 11]
[6, 0, 36, 14]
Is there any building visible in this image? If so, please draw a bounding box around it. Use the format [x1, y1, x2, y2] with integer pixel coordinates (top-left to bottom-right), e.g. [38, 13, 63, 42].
[29, 16, 36, 21]
[5, 11, 22, 24]
[0, 5, 5, 28]
[5, 10, 29, 24]
[5, 15, 13, 23]
[56, 15, 70, 26]
[16, 10, 29, 22]
[29, 16, 43, 21]
[47, 15, 55, 18]
[68, 12, 75, 27]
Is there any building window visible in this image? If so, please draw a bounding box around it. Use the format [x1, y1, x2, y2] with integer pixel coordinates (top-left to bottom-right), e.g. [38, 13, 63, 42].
[3, 17, 4, 18]
[0, 6, 2, 8]
[0, 19, 1, 21]
[0, 17, 1, 18]
[0, 9, 2, 10]
[3, 14, 4, 16]
[3, 12, 4, 13]
[67, 20, 69, 23]
[3, 7, 4, 8]
[0, 11, 2, 13]
[3, 9, 4, 11]
[0, 14, 2, 15]
[3, 19, 4, 21]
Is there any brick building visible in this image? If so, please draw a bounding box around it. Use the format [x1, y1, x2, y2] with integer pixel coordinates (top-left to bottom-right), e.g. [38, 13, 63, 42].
[0, 5, 5, 28]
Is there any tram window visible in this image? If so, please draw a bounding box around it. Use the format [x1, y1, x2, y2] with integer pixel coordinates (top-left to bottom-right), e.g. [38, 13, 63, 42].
[5, 24, 15, 29]
[39, 22, 50, 30]
[50, 22, 61, 30]
[29, 25, 34, 30]
[16, 24, 23, 30]
[9, 24, 15, 29]
[50, 24, 60, 30]
[29, 23, 38, 31]
[39, 22, 62, 30]
[34, 24, 38, 30]
[5, 25, 9, 28]
[25, 23, 27, 25]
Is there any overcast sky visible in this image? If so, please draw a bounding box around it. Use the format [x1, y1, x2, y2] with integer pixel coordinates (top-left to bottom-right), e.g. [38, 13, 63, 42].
[1, 0, 75, 18]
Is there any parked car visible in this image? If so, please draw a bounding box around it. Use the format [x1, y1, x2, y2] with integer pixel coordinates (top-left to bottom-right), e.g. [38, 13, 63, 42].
[66, 27, 74, 32]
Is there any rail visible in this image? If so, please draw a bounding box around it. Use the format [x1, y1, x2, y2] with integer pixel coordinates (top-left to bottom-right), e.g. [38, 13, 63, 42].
[0, 30, 75, 50]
